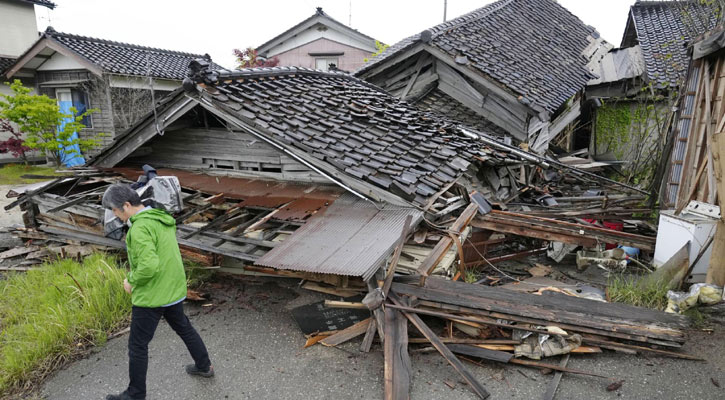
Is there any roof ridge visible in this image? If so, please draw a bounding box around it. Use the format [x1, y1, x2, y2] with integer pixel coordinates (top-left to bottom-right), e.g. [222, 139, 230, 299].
[428, 0, 514, 39]
[184, 60, 386, 95]
[44, 27, 208, 58]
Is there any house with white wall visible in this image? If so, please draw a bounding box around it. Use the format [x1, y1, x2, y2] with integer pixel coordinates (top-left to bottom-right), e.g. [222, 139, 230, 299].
[256, 7, 379, 72]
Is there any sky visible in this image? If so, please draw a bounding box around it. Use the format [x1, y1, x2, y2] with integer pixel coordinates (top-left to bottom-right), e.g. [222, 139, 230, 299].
[34, 0, 636, 69]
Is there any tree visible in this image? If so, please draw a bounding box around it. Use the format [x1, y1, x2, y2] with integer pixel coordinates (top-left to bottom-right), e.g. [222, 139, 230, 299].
[0, 80, 104, 166]
[233, 47, 280, 69]
[363, 40, 390, 62]
[0, 119, 30, 164]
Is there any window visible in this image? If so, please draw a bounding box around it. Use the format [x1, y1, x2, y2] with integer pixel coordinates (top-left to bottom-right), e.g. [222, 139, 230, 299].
[315, 57, 339, 71]
[55, 88, 92, 128]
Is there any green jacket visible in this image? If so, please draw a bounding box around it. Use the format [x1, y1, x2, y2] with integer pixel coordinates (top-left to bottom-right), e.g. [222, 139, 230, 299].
[126, 208, 187, 308]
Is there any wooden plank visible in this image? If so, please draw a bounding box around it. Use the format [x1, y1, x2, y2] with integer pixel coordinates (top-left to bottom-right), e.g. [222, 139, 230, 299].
[360, 317, 378, 353]
[417, 203, 478, 279]
[449, 345, 609, 379]
[324, 300, 367, 309]
[542, 354, 569, 400]
[0, 246, 40, 260]
[392, 281, 686, 344]
[320, 318, 371, 347]
[384, 308, 411, 400]
[389, 293, 490, 399]
[382, 215, 413, 297]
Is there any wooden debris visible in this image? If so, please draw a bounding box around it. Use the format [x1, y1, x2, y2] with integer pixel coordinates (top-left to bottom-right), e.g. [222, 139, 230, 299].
[541, 354, 569, 400]
[320, 318, 371, 347]
[384, 308, 411, 400]
[389, 293, 490, 399]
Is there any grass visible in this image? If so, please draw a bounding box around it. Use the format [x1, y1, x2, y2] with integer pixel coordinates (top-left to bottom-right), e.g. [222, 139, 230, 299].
[0, 164, 69, 185]
[0, 253, 131, 396]
[184, 260, 215, 289]
[607, 273, 670, 310]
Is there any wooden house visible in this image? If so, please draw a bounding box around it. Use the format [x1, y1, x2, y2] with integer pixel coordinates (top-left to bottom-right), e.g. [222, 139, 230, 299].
[256, 7, 379, 72]
[354, 0, 609, 153]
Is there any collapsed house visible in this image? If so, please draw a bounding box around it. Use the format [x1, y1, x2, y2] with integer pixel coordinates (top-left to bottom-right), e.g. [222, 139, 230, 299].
[582, 0, 717, 187]
[354, 0, 610, 152]
[1, 59, 694, 398]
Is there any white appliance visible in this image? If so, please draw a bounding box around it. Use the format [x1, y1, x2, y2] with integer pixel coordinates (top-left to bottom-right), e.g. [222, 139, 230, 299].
[653, 201, 720, 283]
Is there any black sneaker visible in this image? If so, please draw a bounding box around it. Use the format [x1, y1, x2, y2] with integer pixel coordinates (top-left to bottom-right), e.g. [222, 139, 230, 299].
[185, 364, 214, 378]
[105, 391, 141, 400]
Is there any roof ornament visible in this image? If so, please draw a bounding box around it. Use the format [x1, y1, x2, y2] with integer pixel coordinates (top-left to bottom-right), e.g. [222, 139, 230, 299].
[316, 7, 324, 15]
[184, 58, 217, 92]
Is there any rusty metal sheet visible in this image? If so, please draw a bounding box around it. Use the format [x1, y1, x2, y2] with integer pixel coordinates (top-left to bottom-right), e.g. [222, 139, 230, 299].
[257, 193, 423, 280]
[111, 167, 342, 220]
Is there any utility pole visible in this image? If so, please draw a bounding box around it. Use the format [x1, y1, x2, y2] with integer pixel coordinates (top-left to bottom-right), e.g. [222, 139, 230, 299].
[349, 0, 352, 26]
[443, 0, 448, 22]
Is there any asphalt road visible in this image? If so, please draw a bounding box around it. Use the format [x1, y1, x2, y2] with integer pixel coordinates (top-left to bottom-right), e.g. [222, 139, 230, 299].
[39, 276, 725, 400]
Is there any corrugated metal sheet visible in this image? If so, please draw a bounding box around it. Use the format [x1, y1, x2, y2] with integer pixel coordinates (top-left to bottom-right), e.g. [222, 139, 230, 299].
[257, 193, 422, 280]
[664, 62, 701, 207]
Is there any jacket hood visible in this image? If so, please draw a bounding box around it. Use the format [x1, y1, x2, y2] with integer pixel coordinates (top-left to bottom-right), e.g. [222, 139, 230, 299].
[129, 208, 176, 226]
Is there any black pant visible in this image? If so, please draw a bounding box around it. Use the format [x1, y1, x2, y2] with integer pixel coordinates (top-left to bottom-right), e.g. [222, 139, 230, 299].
[127, 302, 211, 399]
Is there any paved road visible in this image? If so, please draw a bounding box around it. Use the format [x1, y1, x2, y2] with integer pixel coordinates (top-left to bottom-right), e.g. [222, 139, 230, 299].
[39, 276, 725, 400]
[0, 185, 22, 228]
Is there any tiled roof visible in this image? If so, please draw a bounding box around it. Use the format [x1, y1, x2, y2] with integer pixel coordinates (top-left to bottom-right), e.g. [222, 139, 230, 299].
[185, 63, 514, 206]
[627, 1, 717, 87]
[13, 0, 55, 9]
[356, 0, 601, 113]
[44, 27, 219, 80]
[0, 57, 16, 75]
[414, 89, 508, 137]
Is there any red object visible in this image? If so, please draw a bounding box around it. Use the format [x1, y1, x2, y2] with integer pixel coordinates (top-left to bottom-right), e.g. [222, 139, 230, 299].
[602, 221, 623, 249]
[583, 219, 623, 249]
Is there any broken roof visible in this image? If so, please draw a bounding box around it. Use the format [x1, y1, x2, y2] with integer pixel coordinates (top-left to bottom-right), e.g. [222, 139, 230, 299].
[257, 193, 422, 280]
[355, 0, 603, 113]
[5, 27, 221, 80]
[413, 89, 508, 137]
[183, 61, 516, 207]
[622, 1, 717, 87]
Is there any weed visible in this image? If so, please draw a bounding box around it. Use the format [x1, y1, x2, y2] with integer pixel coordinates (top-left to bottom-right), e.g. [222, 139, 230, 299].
[0, 253, 130, 396]
[184, 260, 215, 289]
[607, 274, 669, 310]
[684, 308, 708, 329]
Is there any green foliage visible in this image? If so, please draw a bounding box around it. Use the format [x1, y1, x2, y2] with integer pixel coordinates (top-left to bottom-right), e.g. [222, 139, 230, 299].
[0, 254, 130, 395]
[684, 307, 708, 329]
[607, 274, 669, 310]
[0, 80, 105, 166]
[363, 40, 390, 62]
[0, 164, 70, 185]
[184, 259, 215, 288]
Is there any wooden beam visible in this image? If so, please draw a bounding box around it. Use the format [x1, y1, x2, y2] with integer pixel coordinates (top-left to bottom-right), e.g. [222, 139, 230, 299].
[320, 318, 371, 347]
[417, 203, 478, 280]
[389, 293, 490, 399]
[384, 308, 411, 400]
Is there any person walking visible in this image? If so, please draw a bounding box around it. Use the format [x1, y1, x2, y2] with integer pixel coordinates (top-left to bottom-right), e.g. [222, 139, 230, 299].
[103, 184, 213, 400]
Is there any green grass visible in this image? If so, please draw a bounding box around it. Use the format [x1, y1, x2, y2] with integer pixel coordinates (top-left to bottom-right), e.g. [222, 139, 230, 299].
[0, 164, 69, 185]
[607, 274, 670, 310]
[0, 253, 131, 396]
[184, 260, 215, 289]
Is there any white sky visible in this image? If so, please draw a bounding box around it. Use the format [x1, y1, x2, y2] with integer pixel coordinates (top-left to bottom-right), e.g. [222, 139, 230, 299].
[34, 0, 635, 69]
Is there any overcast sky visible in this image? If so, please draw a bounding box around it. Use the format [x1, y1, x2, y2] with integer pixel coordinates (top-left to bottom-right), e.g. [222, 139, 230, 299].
[34, 0, 635, 69]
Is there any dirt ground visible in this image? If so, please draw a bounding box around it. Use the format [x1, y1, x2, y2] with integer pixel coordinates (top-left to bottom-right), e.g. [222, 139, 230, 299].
[36, 275, 725, 400]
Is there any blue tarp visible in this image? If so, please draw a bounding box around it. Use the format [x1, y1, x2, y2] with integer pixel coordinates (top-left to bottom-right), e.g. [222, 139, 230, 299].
[57, 100, 85, 167]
